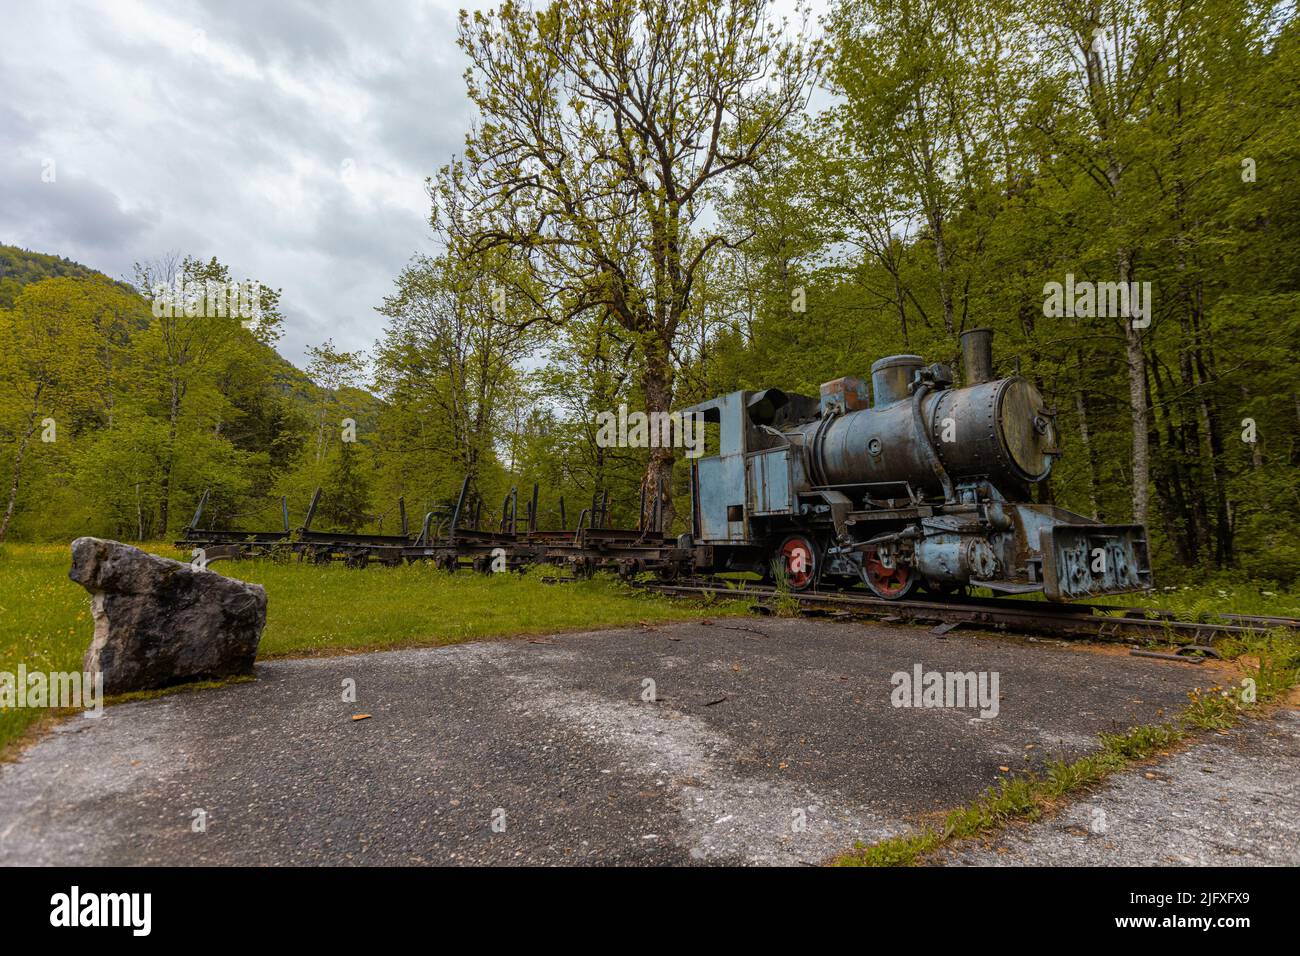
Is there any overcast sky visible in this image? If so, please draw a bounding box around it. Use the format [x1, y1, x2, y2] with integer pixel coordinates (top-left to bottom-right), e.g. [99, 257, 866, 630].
[1, 0, 477, 367]
[1, 0, 821, 370]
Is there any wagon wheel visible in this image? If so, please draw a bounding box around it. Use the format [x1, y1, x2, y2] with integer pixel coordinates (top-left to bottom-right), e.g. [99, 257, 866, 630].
[861, 545, 916, 600]
[653, 561, 680, 582]
[772, 533, 819, 592]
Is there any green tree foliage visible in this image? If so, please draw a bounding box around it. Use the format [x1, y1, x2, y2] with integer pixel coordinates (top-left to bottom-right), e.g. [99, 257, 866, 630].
[371, 250, 529, 527]
[0, 277, 122, 540]
[318, 439, 372, 533]
[2, 0, 1295, 590]
[443, 0, 817, 528]
[0, 246, 124, 309]
[0, 251, 319, 542]
[708, 0, 1299, 581]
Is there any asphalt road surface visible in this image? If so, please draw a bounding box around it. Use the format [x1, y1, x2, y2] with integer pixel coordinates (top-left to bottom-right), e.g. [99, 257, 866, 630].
[1, 618, 1290, 866]
[938, 708, 1300, 866]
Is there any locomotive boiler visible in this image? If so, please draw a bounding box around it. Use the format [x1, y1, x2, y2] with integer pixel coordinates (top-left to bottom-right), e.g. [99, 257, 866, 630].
[683, 329, 1151, 601]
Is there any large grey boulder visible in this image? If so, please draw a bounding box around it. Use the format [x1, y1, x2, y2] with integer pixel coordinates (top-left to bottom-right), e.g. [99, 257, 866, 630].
[69, 537, 266, 694]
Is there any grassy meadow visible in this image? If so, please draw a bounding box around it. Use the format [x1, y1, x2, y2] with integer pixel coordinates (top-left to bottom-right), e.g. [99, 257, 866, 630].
[0, 542, 746, 753]
[2, 541, 1296, 754]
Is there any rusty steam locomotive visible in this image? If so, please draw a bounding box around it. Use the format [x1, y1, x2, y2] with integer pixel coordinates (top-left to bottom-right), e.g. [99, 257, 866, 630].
[683, 329, 1152, 601]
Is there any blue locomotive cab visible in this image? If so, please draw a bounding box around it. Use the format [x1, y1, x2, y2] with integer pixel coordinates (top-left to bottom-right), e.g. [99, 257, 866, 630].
[683, 388, 815, 547]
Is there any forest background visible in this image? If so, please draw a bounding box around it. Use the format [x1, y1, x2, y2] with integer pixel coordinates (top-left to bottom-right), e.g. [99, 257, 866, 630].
[2, 0, 1297, 587]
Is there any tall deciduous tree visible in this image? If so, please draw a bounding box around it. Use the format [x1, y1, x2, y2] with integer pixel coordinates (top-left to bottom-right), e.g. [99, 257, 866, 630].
[0, 279, 110, 541]
[445, 0, 816, 527]
[1028, 0, 1184, 528]
[373, 250, 528, 517]
[305, 340, 368, 466]
[133, 254, 282, 533]
[825, 0, 982, 336]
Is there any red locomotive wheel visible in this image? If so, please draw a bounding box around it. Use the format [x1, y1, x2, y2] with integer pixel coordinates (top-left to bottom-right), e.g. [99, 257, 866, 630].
[775, 534, 818, 591]
[862, 546, 916, 600]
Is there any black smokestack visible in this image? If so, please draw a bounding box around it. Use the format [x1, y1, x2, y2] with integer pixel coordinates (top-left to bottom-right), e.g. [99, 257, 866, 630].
[960, 328, 995, 385]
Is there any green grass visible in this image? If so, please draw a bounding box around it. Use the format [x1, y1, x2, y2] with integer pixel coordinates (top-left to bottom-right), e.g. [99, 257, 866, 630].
[965, 581, 1300, 620]
[1105, 584, 1300, 621]
[835, 720, 1189, 867]
[0, 542, 746, 753]
[835, 631, 1300, 866]
[0, 544, 93, 754]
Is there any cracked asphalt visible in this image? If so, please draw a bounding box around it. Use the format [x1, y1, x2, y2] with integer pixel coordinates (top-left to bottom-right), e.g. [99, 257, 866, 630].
[0, 617, 1289, 866]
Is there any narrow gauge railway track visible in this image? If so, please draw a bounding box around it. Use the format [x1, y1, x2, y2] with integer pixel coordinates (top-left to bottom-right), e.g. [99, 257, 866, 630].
[635, 577, 1299, 646]
[180, 486, 1295, 647]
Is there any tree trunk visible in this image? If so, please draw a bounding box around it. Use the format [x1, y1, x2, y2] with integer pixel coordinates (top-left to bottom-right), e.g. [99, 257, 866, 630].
[1074, 384, 1101, 519]
[931, 217, 955, 336]
[1149, 351, 1195, 561]
[1118, 247, 1150, 528]
[1082, 26, 1147, 530]
[892, 271, 909, 347]
[159, 379, 180, 535]
[1190, 317, 1232, 567]
[914, 101, 954, 336]
[639, 338, 675, 534]
[0, 414, 39, 544]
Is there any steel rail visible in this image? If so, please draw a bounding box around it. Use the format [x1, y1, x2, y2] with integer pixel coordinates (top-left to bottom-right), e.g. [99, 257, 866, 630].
[634, 579, 1297, 644]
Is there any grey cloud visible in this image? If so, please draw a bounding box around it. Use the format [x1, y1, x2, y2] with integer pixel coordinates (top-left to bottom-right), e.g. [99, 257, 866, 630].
[0, 153, 157, 265]
[0, 0, 471, 366]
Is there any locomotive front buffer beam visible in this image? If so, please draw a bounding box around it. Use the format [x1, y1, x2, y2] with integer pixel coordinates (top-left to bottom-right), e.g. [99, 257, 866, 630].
[830, 501, 1152, 602]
